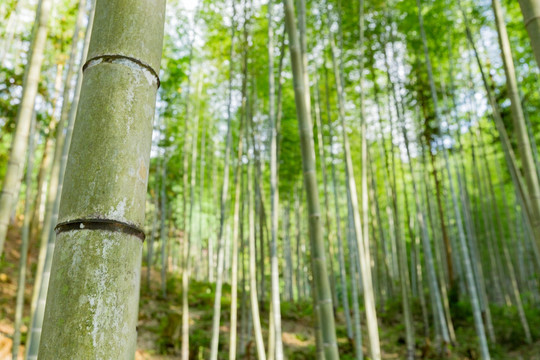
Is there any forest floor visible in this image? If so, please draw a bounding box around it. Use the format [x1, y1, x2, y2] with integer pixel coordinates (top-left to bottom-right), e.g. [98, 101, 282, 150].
[1, 221, 540, 359]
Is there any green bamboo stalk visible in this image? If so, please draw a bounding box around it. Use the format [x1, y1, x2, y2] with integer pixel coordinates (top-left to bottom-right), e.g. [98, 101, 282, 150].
[296, 0, 311, 120]
[229, 156, 244, 357]
[421, 156, 447, 339]
[239, 171, 248, 356]
[419, 0, 488, 355]
[29, 64, 64, 245]
[283, 204, 294, 301]
[493, 0, 540, 262]
[253, 96, 267, 307]
[209, 1, 237, 355]
[465, 64, 505, 306]
[357, 0, 374, 322]
[27, 3, 93, 356]
[0, 1, 20, 67]
[322, 60, 353, 340]
[372, 73, 397, 298]
[327, 17, 380, 360]
[443, 50, 487, 343]
[461, 1, 540, 260]
[248, 142, 267, 360]
[268, 1, 284, 358]
[313, 67, 338, 314]
[283, 0, 339, 357]
[208, 145, 217, 283]
[182, 77, 202, 360]
[0, 0, 52, 256]
[0, 0, 52, 255]
[394, 126, 419, 358]
[346, 196, 364, 360]
[146, 165, 160, 290]
[197, 119, 206, 282]
[444, 51, 496, 341]
[367, 148, 390, 310]
[494, 159, 532, 343]
[12, 113, 36, 360]
[38, 0, 166, 357]
[387, 72, 432, 350]
[385, 26, 428, 330]
[160, 161, 168, 298]
[33, 0, 88, 280]
[518, 0, 540, 68]
[294, 188, 302, 301]
[230, 56, 247, 359]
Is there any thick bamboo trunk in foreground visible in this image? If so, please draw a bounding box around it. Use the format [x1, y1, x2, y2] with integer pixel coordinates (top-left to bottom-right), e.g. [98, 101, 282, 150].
[38, 0, 166, 357]
[518, 0, 540, 69]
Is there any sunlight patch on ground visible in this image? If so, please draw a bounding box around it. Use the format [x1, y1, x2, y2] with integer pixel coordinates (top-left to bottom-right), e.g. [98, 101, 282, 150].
[282, 331, 312, 348]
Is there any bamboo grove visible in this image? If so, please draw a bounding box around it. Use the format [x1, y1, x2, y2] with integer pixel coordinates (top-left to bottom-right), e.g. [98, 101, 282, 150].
[0, 0, 540, 358]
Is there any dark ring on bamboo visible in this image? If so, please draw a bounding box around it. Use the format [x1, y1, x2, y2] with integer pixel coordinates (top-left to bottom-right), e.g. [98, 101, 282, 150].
[82, 54, 160, 88]
[524, 15, 540, 28]
[55, 219, 146, 241]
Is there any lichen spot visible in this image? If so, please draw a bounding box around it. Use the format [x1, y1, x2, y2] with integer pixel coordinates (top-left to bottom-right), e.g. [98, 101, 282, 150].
[107, 198, 127, 220]
[137, 158, 147, 183]
[102, 238, 114, 257]
[143, 67, 155, 86]
[79, 294, 87, 305]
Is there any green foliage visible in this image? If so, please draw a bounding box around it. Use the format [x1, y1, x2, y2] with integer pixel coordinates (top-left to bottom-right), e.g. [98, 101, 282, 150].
[280, 299, 314, 321]
[491, 303, 540, 348]
[285, 344, 317, 360]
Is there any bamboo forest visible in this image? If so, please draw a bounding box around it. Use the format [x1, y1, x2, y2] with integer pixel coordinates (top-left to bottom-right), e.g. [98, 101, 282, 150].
[2, 0, 540, 359]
